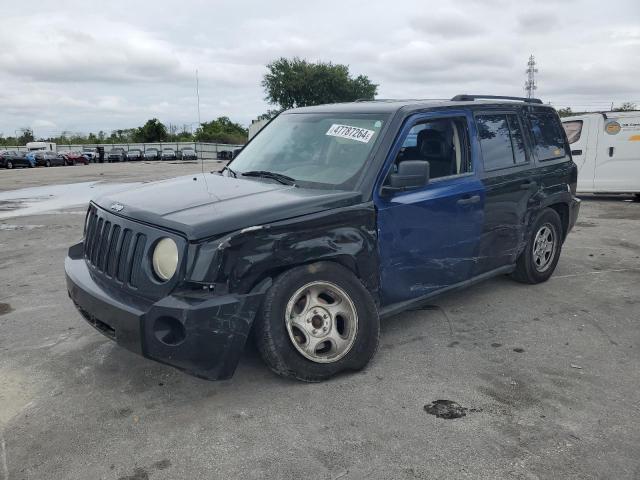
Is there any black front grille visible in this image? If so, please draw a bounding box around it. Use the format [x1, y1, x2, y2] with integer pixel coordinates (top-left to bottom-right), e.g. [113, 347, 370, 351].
[84, 207, 147, 287]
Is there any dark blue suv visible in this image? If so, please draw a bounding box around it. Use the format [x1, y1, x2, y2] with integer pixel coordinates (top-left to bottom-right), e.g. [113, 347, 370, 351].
[65, 95, 580, 382]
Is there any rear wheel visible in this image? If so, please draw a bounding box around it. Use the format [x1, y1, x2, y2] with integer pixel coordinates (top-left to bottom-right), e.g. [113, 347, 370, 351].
[45, 160, 51, 167]
[6, 160, 13, 169]
[255, 262, 380, 382]
[512, 208, 563, 284]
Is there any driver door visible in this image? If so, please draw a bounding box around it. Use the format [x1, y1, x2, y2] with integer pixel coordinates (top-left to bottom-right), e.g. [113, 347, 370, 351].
[374, 112, 485, 307]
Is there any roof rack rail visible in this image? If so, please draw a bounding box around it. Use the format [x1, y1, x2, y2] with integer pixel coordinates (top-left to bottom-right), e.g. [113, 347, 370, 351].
[451, 94, 543, 104]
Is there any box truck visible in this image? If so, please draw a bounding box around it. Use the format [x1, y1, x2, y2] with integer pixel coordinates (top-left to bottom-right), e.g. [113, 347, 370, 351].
[562, 112, 640, 197]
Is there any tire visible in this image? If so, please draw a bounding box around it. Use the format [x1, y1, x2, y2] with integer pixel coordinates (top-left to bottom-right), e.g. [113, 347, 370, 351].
[6, 161, 13, 169]
[511, 208, 563, 284]
[254, 262, 380, 382]
[45, 160, 51, 167]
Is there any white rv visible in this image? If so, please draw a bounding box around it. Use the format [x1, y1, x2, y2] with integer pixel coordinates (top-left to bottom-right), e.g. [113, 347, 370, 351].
[26, 141, 57, 152]
[562, 112, 640, 197]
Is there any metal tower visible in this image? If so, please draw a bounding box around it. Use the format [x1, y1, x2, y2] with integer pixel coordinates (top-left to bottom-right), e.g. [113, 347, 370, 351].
[524, 55, 538, 99]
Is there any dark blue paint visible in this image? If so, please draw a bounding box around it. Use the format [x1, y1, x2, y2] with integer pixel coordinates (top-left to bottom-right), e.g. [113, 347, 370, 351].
[374, 111, 486, 306]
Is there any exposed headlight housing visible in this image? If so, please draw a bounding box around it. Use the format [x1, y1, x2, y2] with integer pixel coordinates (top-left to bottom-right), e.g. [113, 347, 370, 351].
[152, 238, 178, 281]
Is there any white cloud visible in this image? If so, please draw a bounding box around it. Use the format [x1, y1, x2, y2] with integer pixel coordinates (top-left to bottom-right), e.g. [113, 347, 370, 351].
[0, 0, 638, 138]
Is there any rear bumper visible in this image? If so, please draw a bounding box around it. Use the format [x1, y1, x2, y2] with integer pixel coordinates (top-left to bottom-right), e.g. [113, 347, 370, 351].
[65, 242, 265, 380]
[568, 196, 581, 233]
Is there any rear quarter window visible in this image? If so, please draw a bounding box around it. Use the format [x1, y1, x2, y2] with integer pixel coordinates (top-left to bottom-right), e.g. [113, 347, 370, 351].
[562, 120, 583, 144]
[528, 110, 567, 160]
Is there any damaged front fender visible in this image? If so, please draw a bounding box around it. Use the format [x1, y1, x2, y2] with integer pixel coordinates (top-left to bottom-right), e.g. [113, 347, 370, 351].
[186, 203, 380, 303]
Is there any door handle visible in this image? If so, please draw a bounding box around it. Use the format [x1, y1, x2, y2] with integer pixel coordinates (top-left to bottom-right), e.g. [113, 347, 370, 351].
[520, 180, 537, 190]
[457, 195, 480, 205]
[609, 147, 615, 157]
[571, 149, 582, 156]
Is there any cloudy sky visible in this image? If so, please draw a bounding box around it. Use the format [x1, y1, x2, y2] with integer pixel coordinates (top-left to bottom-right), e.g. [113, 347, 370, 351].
[1, 0, 638, 138]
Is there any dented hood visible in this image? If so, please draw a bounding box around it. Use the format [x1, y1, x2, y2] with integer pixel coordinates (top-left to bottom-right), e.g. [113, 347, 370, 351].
[94, 173, 362, 240]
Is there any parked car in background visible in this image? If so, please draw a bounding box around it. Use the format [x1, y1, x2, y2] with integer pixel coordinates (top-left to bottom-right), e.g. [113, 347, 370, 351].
[24, 152, 39, 167]
[161, 148, 177, 160]
[178, 148, 197, 160]
[82, 147, 98, 163]
[107, 148, 127, 163]
[34, 151, 65, 167]
[58, 151, 89, 166]
[127, 149, 144, 161]
[144, 148, 160, 160]
[562, 111, 640, 198]
[217, 150, 234, 160]
[65, 95, 580, 382]
[1, 150, 33, 169]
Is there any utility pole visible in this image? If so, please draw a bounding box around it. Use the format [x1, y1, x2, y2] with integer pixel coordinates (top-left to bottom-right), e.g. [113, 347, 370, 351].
[524, 54, 538, 99]
[195, 69, 201, 128]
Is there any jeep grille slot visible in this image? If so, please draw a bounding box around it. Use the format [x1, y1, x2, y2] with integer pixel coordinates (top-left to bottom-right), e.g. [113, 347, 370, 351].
[83, 208, 145, 287]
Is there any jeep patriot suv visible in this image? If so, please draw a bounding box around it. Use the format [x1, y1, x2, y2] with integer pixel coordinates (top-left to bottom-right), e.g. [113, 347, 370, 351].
[65, 95, 580, 382]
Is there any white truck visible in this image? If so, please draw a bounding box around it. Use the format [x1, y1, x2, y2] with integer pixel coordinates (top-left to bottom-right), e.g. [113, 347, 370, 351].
[26, 141, 57, 152]
[562, 112, 640, 198]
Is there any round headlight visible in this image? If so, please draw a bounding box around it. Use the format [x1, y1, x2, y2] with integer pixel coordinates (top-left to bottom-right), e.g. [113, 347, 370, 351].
[152, 238, 178, 281]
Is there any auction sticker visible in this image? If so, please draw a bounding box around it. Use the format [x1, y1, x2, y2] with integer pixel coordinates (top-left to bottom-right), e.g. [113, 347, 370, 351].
[326, 124, 375, 143]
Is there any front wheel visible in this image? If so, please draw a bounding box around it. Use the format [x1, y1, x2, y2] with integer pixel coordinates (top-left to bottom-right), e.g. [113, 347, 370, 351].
[511, 208, 563, 284]
[45, 160, 51, 167]
[255, 262, 380, 382]
[6, 160, 13, 169]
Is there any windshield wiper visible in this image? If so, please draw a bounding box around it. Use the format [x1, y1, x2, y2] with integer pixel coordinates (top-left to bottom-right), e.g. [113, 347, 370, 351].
[241, 170, 296, 186]
[220, 165, 237, 177]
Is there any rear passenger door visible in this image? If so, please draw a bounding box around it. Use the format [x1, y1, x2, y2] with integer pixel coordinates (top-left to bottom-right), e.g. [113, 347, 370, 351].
[473, 111, 535, 275]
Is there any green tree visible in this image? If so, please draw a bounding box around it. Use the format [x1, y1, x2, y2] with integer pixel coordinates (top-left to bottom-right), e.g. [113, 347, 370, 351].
[194, 117, 247, 144]
[262, 57, 378, 110]
[17, 128, 34, 144]
[556, 107, 573, 118]
[613, 102, 637, 112]
[135, 118, 168, 142]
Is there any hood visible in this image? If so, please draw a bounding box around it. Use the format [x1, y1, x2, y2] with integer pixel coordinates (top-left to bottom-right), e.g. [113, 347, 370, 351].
[94, 173, 363, 240]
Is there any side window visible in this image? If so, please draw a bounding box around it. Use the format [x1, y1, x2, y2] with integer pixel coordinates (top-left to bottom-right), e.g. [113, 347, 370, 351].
[476, 113, 529, 170]
[476, 114, 514, 170]
[528, 110, 567, 160]
[507, 115, 527, 164]
[562, 120, 583, 144]
[392, 116, 471, 181]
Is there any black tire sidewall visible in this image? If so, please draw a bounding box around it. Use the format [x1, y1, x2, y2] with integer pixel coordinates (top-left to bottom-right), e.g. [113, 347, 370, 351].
[256, 262, 380, 382]
[7, 161, 13, 169]
[517, 209, 563, 283]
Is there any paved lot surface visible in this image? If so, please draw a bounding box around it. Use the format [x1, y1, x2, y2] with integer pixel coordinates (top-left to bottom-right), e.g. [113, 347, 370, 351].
[1, 162, 639, 479]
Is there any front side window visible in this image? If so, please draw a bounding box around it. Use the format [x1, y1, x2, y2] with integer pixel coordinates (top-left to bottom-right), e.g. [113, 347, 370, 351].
[476, 113, 529, 170]
[392, 117, 471, 180]
[229, 113, 387, 189]
[528, 110, 567, 160]
[562, 120, 583, 144]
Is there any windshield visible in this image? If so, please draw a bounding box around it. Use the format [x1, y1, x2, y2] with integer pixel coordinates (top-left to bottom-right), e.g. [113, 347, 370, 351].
[229, 113, 387, 188]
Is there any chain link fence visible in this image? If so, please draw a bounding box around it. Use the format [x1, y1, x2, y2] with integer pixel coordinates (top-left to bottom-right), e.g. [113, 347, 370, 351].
[5, 142, 243, 160]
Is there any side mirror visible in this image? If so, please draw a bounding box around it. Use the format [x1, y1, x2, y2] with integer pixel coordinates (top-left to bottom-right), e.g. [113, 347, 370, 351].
[382, 160, 430, 195]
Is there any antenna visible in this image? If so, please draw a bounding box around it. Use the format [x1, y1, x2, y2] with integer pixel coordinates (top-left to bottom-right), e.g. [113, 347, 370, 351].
[524, 54, 538, 99]
[195, 69, 201, 127]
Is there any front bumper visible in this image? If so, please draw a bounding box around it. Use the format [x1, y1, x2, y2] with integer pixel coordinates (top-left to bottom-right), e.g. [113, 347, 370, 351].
[65, 242, 265, 380]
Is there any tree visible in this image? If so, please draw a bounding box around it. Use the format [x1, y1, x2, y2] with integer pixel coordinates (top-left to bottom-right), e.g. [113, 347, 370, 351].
[17, 128, 34, 144]
[613, 102, 637, 112]
[135, 118, 168, 143]
[556, 107, 573, 118]
[262, 57, 378, 110]
[194, 117, 248, 144]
